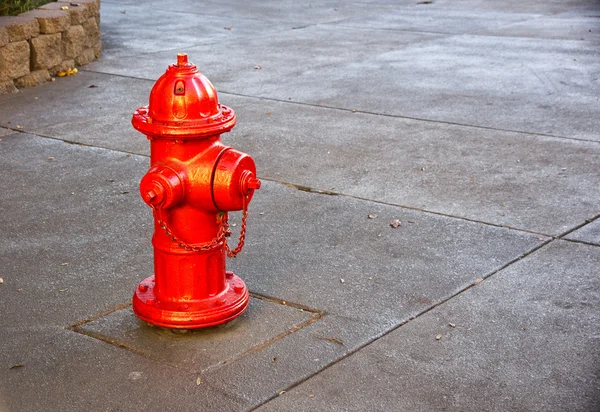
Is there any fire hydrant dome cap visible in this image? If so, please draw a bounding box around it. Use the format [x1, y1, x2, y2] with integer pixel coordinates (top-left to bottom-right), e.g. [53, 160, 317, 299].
[132, 54, 236, 138]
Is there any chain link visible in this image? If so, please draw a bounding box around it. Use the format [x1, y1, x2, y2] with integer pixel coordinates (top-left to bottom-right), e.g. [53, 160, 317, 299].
[152, 195, 249, 257]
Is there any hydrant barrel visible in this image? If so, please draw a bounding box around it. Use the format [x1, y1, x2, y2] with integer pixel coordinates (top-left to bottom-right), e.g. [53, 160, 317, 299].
[131, 54, 260, 329]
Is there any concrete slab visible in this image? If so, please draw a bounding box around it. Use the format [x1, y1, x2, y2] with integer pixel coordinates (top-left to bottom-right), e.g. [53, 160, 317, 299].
[103, 0, 409, 26]
[229, 180, 546, 324]
[477, 13, 600, 42]
[99, 1, 292, 59]
[239, 34, 600, 141]
[86, 24, 442, 82]
[3, 75, 597, 236]
[76, 296, 318, 371]
[257, 240, 600, 412]
[225, 96, 600, 236]
[0, 328, 246, 411]
[0, 71, 151, 155]
[0, 133, 152, 328]
[0, 127, 14, 137]
[565, 217, 600, 245]
[420, 0, 595, 15]
[336, 7, 541, 35]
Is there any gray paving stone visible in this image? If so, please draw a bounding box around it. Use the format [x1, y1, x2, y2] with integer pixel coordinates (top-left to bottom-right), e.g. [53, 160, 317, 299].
[565, 217, 600, 245]
[0, 328, 246, 412]
[257, 241, 600, 412]
[77, 297, 317, 371]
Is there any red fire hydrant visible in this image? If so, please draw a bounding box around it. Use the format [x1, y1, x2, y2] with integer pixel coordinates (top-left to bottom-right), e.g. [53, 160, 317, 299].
[131, 53, 260, 329]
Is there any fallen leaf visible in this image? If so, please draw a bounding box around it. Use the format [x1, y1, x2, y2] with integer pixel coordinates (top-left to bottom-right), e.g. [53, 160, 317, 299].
[271, 357, 277, 363]
[16, 125, 22, 129]
[279, 391, 286, 395]
[254, 65, 262, 70]
[390, 219, 401, 228]
[313, 332, 345, 345]
[9, 364, 24, 370]
[266, 112, 272, 116]
[473, 278, 483, 285]
[368, 214, 377, 219]
[57, 68, 78, 77]
[59, 289, 66, 292]
[61, 6, 69, 10]
[196, 377, 201, 386]
[435, 333, 443, 340]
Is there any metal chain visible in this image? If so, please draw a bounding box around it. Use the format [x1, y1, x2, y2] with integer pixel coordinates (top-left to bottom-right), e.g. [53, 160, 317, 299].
[152, 195, 249, 257]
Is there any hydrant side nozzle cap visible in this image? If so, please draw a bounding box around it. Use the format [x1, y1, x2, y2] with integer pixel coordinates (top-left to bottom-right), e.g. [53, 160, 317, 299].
[131, 54, 236, 138]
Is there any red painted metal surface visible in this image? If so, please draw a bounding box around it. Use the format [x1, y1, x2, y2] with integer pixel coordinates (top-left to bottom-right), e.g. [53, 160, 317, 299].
[131, 53, 260, 329]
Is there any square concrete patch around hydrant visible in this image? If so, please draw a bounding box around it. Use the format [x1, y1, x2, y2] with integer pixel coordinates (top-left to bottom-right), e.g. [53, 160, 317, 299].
[73, 295, 320, 372]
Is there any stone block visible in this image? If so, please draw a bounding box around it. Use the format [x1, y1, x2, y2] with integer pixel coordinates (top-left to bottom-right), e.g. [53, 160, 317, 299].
[0, 80, 18, 95]
[82, 17, 99, 48]
[20, 9, 70, 34]
[92, 40, 102, 58]
[0, 15, 40, 42]
[14, 69, 51, 88]
[63, 24, 85, 59]
[31, 33, 62, 70]
[0, 27, 8, 48]
[0, 41, 30, 81]
[75, 47, 95, 66]
[40, 1, 87, 25]
[49, 59, 75, 76]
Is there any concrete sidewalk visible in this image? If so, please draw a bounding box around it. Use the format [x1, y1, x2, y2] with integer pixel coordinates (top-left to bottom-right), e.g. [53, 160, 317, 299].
[1, 0, 599, 411]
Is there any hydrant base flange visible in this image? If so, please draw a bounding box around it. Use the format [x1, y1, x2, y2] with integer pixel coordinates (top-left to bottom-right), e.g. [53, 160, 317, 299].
[132, 273, 249, 329]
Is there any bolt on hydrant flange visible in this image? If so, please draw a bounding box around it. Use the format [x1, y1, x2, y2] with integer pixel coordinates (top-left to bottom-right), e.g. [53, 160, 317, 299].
[131, 53, 260, 329]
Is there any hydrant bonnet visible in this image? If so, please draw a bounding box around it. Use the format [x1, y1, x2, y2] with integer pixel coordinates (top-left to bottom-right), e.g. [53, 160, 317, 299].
[132, 53, 236, 138]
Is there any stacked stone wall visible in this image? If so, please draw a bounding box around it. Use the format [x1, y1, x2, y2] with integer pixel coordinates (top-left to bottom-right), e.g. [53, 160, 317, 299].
[0, 0, 101, 94]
